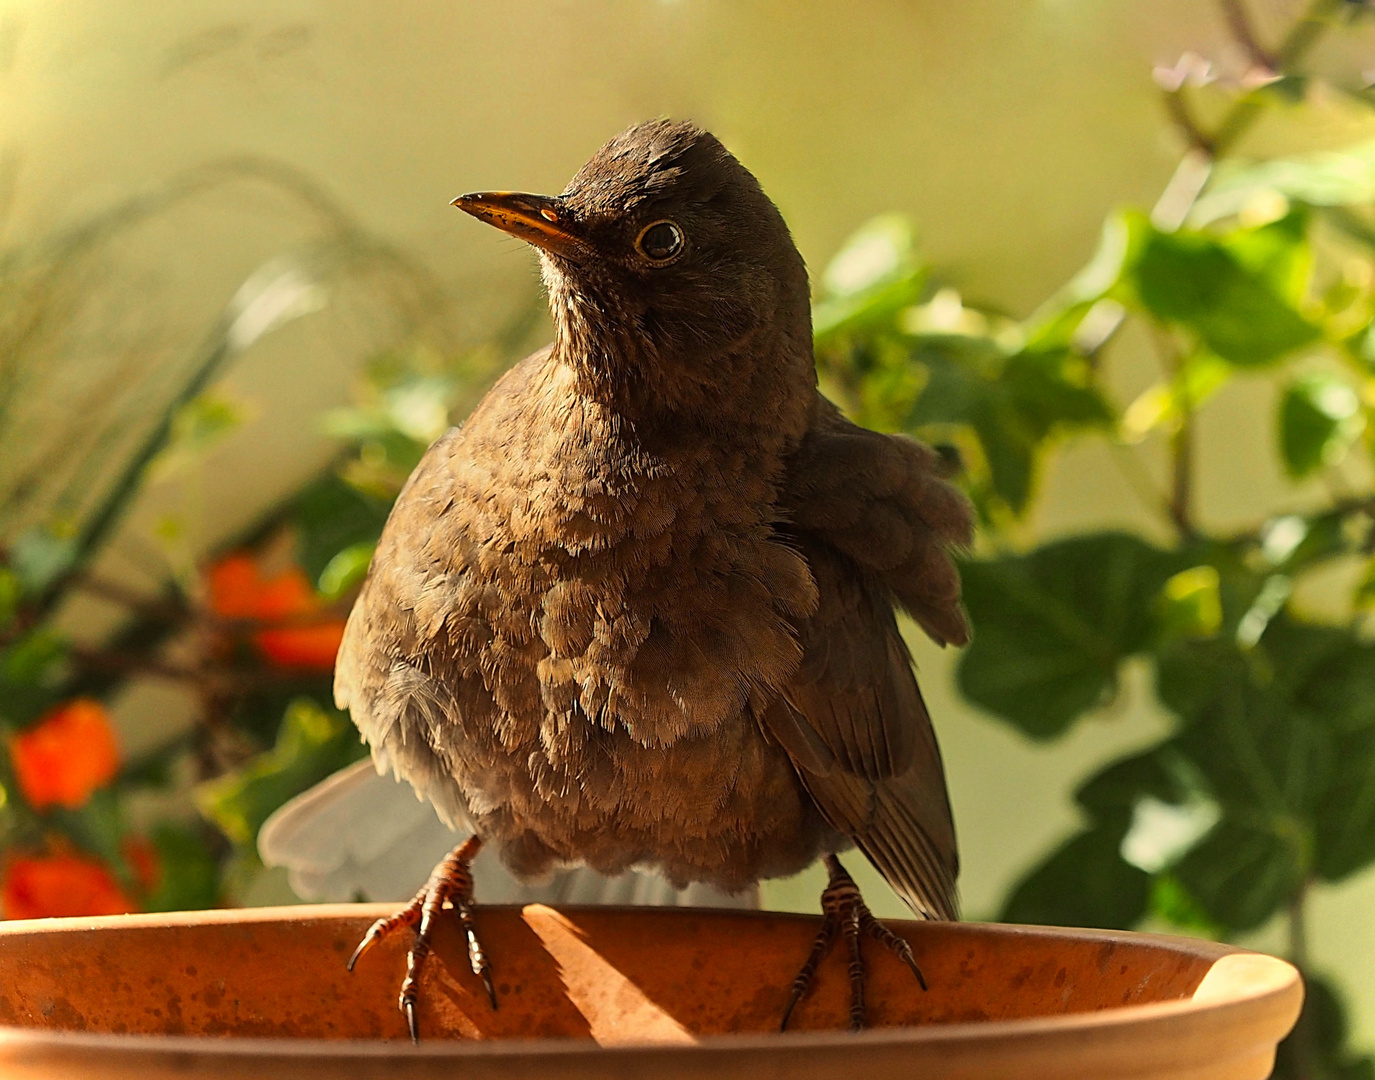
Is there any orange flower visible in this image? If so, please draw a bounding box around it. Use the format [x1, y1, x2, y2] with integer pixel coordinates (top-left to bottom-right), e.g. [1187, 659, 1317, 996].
[207, 551, 344, 671]
[207, 553, 316, 620]
[254, 621, 347, 670]
[10, 699, 120, 810]
[2, 853, 135, 919]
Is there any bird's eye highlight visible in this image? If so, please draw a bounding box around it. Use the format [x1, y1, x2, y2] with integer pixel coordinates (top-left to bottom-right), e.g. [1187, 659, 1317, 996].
[636, 220, 685, 263]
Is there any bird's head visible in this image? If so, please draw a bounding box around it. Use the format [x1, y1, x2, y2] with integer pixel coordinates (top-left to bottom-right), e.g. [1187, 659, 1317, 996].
[453, 120, 814, 420]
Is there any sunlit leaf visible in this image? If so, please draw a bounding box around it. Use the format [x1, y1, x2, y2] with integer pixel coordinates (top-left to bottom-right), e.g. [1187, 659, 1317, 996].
[1024, 211, 1141, 350]
[1121, 210, 1319, 367]
[1156, 565, 1223, 640]
[813, 215, 927, 344]
[1278, 373, 1364, 478]
[1194, 141, 1375, 225]
[317, 541, 375, 600]
[147, 393, 251, 480]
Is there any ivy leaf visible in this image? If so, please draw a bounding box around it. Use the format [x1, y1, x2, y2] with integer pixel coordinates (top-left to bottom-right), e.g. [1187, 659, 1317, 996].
[813, 215, 927, 344]
[1314, 725, 1375, 882]
[1159, 637, 1335, 819]
[999, 823, 1150, 930]
[1024, 210, 1141, 350]
[910, 344, 1111, 514]
[1074, 746, 1192, 818]
[196, 697, 366, 847]
[289, 474, 390, 583]
[1278, 374, 1364, 479]
[1172, 815, 1306, 932]
[1119, 210, 1319, 367]
[1272, 974, 1375, 1080]
[958, 534, 1180, 737]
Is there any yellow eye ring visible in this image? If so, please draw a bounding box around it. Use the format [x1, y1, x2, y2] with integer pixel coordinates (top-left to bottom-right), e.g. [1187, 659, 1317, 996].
[635, 220, 685, 263]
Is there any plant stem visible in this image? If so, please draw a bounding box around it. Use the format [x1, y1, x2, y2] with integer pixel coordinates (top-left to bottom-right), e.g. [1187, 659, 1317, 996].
[1211, 0, 1345, 156]
[1154, 0, 1343, 231]
[1170, 408, 1196, 540]
[1218, 0, 1277, 71]
[1286, 882, 1317, 1080]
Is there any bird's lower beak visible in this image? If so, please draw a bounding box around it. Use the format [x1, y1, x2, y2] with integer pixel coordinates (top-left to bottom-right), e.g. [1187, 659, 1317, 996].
[451, 191, 581, 257]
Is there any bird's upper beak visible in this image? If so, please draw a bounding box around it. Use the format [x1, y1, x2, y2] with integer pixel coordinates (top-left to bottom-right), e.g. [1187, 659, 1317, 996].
[451, 191, 582, 258]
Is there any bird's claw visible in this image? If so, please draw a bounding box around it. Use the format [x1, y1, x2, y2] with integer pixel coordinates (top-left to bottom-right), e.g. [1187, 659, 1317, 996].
[780, 854, 927, 1032]
[345, 835, 494, 1043]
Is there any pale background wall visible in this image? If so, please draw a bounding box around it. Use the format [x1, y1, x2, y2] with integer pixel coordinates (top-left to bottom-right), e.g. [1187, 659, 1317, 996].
[2, 0, 1372, 1048]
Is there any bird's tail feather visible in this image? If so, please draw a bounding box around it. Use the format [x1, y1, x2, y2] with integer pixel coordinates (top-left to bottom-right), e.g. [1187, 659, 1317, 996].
[258, 760, 759, 909]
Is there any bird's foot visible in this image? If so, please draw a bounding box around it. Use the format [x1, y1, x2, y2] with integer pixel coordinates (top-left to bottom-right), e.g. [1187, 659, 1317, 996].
[347, 835, 495, 1043]
[780, 853, 927, 1032]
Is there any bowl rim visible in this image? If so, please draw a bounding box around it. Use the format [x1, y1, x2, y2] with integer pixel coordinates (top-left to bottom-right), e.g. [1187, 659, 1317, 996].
[0, 903, 1302, 1062]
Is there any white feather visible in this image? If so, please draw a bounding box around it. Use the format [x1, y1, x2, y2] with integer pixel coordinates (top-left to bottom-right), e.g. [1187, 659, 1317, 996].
[258, 761, 758, 909]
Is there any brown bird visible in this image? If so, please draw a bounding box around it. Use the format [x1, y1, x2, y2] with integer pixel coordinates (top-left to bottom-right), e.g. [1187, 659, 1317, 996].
[335, 118, 972, 1040]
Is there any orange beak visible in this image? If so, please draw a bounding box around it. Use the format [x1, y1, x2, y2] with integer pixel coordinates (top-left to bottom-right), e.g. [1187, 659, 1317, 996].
[451, 191, 582, 257]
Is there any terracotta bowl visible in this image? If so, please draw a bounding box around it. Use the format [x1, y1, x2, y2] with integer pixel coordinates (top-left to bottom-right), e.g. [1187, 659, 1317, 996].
[0, 903, 1299, 1079]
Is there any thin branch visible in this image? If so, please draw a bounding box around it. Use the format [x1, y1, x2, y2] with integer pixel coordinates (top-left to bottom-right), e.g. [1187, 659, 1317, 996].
[1108, 441, 1177, 527]
[1161, 89, 1216, 156]
[1149, 325, 1197, 540]
[1218, 0, 1278, 72]
[1211, 0, 1345, 157]
[1153, 0, 1344, 231]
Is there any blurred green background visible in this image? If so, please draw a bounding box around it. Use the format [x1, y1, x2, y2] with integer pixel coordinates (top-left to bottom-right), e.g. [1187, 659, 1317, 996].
[3, 1, 1375, 1074]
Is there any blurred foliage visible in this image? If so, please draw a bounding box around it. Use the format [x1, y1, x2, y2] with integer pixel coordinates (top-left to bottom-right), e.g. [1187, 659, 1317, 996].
[0, 158, 526, 923]
[1, 1, 1373, 1072]
[815, 2, 1375, 1073]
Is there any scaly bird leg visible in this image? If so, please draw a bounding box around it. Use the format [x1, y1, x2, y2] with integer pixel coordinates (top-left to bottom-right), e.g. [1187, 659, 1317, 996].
[780, 853, 927, 1032]
[347, 835, 495, 1043]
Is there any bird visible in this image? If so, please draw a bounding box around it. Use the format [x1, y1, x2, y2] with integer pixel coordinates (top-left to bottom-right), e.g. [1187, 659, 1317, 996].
[333, 118, 972, 1042]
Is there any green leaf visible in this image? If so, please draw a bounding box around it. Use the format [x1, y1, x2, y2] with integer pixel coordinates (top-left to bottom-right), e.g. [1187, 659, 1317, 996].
[0, 567, 19, 630]
[147, 393, 251, 479]
[1278, 374, 1365, 478]
[196, 697, 367, 847]
[1173, 815, 1305, 931]
[813, 215, 927, 344]
[1156, 565, 1223, 640]
[1074, 746, 1192, 819]
[1121, 210, 1319, 367]
[1314, 725, 1375, 881]
[1159, 636, 1334, 819]
[1194, 141, 1375, 224]
[317, 541, 375, 600]
[909, 344, 1111, 514]
[1024, 210, 1141, 350]
[1272, 973, 1375, 1080]
[1, 628, 66, 688]
[144, 824, 221, 912]
[958, 534, 1180, 737]
[6, 526, 77, 593]
[999, 824, 1150, 929]
[290, 474, 390, 582]
[1148, 874, 1225, 937]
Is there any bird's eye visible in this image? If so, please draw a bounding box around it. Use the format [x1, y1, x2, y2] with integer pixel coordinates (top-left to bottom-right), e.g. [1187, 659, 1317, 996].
[635, 220, 685, 263]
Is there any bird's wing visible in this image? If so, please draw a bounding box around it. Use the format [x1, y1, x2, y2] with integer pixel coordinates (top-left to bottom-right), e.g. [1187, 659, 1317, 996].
[761, 399, 972, 920]
[259, 760, 759, 909]
[780, 399, 973, 646]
